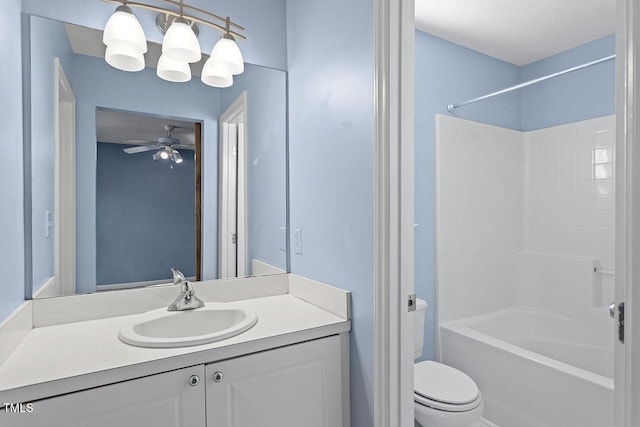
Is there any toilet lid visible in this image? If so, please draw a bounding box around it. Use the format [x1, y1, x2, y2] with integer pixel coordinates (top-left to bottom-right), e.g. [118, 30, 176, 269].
[414, 361, 479, 405]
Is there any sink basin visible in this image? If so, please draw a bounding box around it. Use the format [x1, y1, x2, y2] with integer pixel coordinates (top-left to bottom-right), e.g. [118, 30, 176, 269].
[118, 303, 258, 348]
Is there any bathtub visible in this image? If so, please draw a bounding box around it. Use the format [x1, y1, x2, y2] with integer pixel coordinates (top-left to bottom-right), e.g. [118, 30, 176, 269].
[440, 307, 614, 427]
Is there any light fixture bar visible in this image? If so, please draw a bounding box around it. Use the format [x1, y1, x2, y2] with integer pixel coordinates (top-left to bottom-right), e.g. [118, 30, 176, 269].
[159, 0, 245, 31]
[102, 0, 246, 40]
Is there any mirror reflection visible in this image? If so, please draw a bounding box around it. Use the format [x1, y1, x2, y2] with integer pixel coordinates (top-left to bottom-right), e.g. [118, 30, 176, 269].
[96, 110, 200, 290]
[28, 15, 288, 299]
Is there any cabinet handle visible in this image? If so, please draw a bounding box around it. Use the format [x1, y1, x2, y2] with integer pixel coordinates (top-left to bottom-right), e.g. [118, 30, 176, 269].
[213, 371, 224, 383]
[189, 375, 200, 386]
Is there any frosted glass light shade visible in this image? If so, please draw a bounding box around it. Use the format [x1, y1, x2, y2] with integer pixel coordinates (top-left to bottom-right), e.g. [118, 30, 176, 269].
[103, 5, 147, 54]
[201, 58, 233, 88]
[157, 54, 191, 82]
[105, 46, 145, 72]
[162, 19, 201, 63]
[210, 35, 244, 75]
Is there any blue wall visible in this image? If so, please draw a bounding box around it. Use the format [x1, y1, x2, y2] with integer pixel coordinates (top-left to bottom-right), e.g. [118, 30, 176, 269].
[220, 64, 288, 273]
[96, 142, 196, 285]
[521, 35, 615, 131]
[29, 16, 76, 294]
[286, 0, 374, 424]
[0, 0, 25, 320]
[414, 31, 521, 361]
[71, 54, 221, 294]
[415, 30, 616, 362]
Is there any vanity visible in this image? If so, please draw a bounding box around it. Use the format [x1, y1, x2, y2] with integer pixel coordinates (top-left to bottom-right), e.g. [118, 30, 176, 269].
[0, 274, 351, 427]
[2, 2, 354, 425]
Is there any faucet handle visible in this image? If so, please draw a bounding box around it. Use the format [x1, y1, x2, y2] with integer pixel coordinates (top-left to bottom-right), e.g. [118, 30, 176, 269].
[171, 268, 186, 285]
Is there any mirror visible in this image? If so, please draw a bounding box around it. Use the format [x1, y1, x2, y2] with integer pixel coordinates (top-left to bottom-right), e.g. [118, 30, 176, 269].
[26, 15, 288, 299]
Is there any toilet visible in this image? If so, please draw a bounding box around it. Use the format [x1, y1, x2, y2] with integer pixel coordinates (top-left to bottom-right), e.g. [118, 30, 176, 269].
[413, 299, 484, 427]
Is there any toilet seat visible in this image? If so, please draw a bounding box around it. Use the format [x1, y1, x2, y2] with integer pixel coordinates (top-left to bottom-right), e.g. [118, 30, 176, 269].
[414, 361, 481, 413]
[414, 392, 482, 412]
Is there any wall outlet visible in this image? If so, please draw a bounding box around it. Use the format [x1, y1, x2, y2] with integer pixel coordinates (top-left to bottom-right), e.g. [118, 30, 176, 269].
[280, 226, 287, 252]
[293, 228, 303, 254]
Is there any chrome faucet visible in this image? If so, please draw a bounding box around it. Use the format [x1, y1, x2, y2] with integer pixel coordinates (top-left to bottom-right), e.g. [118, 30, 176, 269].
[167, 268, 205, 311]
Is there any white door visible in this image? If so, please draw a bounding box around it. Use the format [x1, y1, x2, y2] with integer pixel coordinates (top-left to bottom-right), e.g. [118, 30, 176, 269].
[614, 1, 640, 424]
[2, 366, 206, 427]
[219, 92, 247, 279]
[205, 336, 344, 427]
[54, 58, 76, 296]
[374, 0, 416, 425]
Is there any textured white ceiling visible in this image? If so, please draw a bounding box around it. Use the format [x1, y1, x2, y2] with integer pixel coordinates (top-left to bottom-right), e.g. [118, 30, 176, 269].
[96, 109, 196, 148]
[415, 0, 616, 66]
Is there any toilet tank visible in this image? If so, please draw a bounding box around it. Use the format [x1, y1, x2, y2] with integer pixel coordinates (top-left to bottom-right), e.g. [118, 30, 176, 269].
[414, 298, 427, 359]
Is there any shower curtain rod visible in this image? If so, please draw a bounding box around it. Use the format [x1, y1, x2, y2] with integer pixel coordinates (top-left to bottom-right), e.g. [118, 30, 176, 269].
[446, 54, 616, 113]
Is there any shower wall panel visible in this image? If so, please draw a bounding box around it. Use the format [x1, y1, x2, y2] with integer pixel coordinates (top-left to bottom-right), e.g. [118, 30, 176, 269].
[436, 115, 523, 322]
[516, 115, 615, 317]
[436, 114, 615, 323]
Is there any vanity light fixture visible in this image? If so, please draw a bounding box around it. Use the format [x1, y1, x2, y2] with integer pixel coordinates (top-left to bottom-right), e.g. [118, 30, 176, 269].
[201, 58, 233, 88]
[105, 45, 145, 72]
[103, 4, 147, 53]
[162, 17, 201, 63]
[102, 0, 246, 87]
[102, 4, 148, 71]
[157, 53, 191, 82]
[208, 19, 244, 76]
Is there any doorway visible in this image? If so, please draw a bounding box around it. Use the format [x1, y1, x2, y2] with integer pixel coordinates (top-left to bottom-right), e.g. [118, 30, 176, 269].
[219, 92, 247, 279]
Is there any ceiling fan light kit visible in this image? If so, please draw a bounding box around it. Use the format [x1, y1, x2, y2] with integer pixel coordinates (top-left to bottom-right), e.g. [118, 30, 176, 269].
[125, 124, 189, 165]
[101, 0, 246, 87]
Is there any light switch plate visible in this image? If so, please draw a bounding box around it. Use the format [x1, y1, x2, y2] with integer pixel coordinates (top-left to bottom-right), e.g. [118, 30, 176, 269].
[293, 228, 303, 254]
[280, 226, 287, 252]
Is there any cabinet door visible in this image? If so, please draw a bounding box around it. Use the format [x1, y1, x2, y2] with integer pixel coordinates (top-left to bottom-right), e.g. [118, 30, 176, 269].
[3, 365, 205, 427]
[206, 335, 343, 427]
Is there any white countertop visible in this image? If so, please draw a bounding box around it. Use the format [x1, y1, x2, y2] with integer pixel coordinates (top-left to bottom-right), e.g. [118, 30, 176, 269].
[0, 293, 350, 403]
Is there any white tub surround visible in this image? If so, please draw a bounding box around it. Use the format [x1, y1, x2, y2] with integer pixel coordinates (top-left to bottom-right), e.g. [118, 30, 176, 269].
[441, 308, 613, 427]
[436, 114, 616, 427]
[0, 274, 351, 404]
[436, 114, 615, 323]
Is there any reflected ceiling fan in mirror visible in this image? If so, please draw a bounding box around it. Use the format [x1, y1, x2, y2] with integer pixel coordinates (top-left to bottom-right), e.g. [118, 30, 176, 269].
[124, 125, 191, 164]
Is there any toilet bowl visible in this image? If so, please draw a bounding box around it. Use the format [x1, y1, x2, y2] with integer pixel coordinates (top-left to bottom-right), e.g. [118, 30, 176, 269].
[413, 360, 484, 427]
[413, 299, 484, 427]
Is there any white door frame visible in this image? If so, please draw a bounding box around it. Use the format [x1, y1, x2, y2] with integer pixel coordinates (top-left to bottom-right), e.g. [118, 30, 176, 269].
[616, 1, 640, 424]
[54, 58, 76, 297]
[218, 91, 247, 279]
[375, 0, 640, 425]
[373, 0, 415, 425]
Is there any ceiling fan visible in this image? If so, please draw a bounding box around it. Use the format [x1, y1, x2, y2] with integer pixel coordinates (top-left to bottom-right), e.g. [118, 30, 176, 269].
[123, 125, 192, 164]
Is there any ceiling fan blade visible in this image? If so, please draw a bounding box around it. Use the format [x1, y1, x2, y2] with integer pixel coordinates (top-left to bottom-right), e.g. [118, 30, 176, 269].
[125, 139, 158, 144]
[123, 144, 163, 154]
[173, 144, 196, 150]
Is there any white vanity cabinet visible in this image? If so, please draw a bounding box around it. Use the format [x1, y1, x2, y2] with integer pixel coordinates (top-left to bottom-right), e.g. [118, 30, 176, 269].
[3, 365, 206, 427]
[2, 335, 347, 427]
[205, 335, 344, 427]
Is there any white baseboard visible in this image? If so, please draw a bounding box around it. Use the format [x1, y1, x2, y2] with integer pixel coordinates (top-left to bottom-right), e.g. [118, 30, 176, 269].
[251, 259, 286, 276]
[0, 302, 33, 365]
[33, 276, 57, 299]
